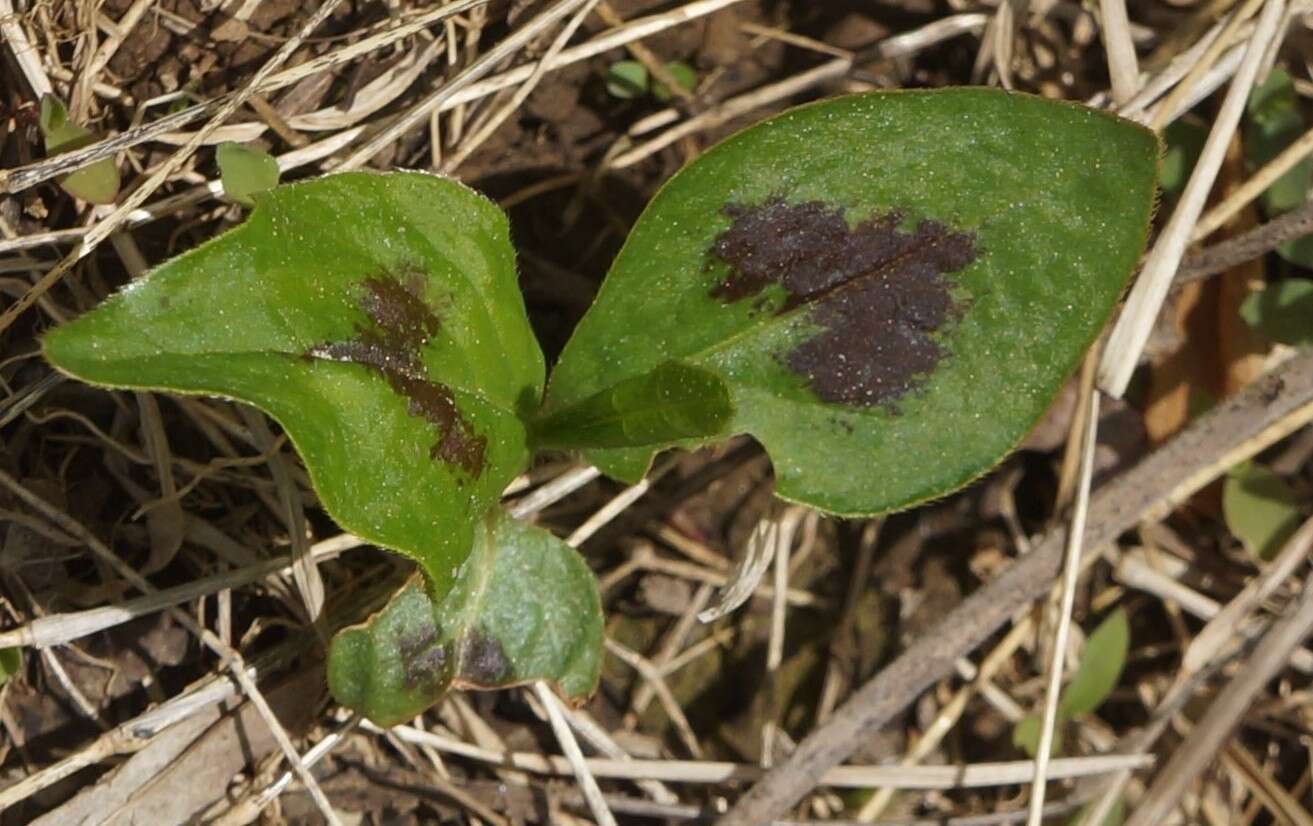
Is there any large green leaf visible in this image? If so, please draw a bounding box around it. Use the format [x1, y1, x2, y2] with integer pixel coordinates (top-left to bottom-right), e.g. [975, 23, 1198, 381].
[328, 510, 602, 726]
[543, 90, 1158, 515]
[43, 172, 544, 596]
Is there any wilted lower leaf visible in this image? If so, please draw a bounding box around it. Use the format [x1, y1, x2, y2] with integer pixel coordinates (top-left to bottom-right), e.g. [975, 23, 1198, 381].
[543, 90, 1158, 515]
[328, 510, 602, 726]
[1240, 278, 1313, 347]
[43, 172, 544, 597]
[1224, 461, 1304, 560]
[39, 94, 120, 205]
[217, 142, 280, 206]
[1060, 608, 1129, 718]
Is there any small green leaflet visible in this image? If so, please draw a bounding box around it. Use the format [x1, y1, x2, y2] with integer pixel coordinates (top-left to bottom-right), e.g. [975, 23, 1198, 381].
[217, 142, 281, 206]
[0, 648, 21, 686]
[43, 172, 544, 599]
[1245, 69, 1313, 265]
[1240, 279, 1313, 347]
[1014, 608, 1129, 757]
[1224, 461, 1304, 560]
[542, 90, 1159, 516]
[329, 511, 602, 726]
[39, 95, 120, 204]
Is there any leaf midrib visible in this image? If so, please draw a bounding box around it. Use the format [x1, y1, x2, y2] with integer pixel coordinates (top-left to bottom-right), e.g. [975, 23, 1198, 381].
[86, 348, 519, 417]
[675, 195, 1034, 374]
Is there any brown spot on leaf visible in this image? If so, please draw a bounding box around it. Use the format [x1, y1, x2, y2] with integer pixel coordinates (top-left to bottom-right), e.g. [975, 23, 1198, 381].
[306, 270, 487, 476]
[397, 621, 449, 691]
[457, 627, 511, 687]
[709, 199, 979, 409]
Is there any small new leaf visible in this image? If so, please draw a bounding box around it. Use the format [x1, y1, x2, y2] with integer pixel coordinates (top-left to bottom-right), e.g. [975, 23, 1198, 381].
[652, 61, 697, 102]
[605, 60, 649, 99]
[1060, 608, 1130, 718]
[1013, 609, 1129, 758]
[530, 361, 732, 449]
[329, 511, 602, 726]
[1224, 461, 1304, 560]
[38, 94, 120, 204]
[217, 142, 280, 206]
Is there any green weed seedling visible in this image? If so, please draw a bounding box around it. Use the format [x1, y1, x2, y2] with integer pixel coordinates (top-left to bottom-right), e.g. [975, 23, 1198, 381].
[42, 90, 1159, 725]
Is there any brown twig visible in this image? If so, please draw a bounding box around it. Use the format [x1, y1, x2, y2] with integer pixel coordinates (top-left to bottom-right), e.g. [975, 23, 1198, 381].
[718, 347, 1313, 826]
[1176, 197, 1313, 284]
[1124, 568, 1313, 826]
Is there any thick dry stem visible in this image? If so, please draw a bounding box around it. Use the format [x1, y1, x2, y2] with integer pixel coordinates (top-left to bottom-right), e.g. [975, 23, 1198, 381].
[718, 347, 1313, 826]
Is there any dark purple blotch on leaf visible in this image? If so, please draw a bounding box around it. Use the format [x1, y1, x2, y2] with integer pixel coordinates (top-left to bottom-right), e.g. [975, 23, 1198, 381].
[397, 620, 450, 691]
[456, 627, 512, 687]
[306, 270, 487, 476]
[709, 199, 979, 410]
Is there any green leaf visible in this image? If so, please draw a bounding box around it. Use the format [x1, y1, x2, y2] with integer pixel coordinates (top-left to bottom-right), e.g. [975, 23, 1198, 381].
[1161, 119, 1206, 195]
[1240, 278, 1313, 346]
[606, 60, 649, 99]
[39, 94, 68, 134]
[1012, 714, 1062, 758]
[530, 361, 732, 449]
[38, 94, 120, 205]
[1060, 608, 1129, 718]
[1245, 69, 1313, 264]
[544, 90, 1159, 515]
[217, 142, 281, 207]
[0, 648, 21, 686]
[1013, 717, 1062, 758]
[1012, 608, 1128, 757]
[328, 510, 602, 726]
[653, 61, 697, 102]
[1224, 461, 1304, 560]
[43, 171, 544, 598]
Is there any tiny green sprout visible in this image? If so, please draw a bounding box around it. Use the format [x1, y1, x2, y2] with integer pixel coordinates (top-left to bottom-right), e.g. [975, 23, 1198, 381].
[652, 61, 697, 102]
[605, 59, 697, 101]
[217, 142, 281, 207]
[605, 60, 649, 99]
[38, 95, 120, 205]
[41, 90, 1159, 724]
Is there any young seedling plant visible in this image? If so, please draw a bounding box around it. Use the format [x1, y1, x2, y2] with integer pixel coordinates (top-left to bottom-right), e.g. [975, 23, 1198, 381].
[42, 89, 1159, 726]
